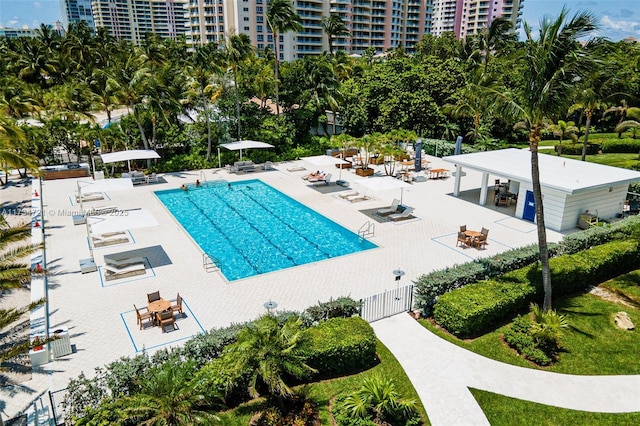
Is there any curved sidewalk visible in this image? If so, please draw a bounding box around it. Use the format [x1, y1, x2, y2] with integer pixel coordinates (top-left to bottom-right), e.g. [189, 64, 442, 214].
[371, 314, 640, 426]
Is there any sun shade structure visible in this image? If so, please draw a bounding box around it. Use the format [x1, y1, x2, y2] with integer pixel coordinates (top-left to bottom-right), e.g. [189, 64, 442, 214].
[358, 176, 411, 205]
[87, 208, 159, 235]
[100, 150, 160, 163]
[77, 178, 133, 195]
[443, 148, 640, 231]
[219, 140, 274, 161]
[301, 155, 350, 182]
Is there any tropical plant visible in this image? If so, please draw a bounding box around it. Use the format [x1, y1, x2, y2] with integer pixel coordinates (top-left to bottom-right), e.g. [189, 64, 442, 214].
[322, 13, 350, 56]
[0, 117, 39, 184]
[338, 375, 419, 425]
[529, 303, 569, 348]
[223, 33, 254, 140]
[548, 120, 579, 146]
[568, 86, 606, 160]
[224, 314, 316, 404]
[266, 0, 303, 115]
[500, 8, 600, 311]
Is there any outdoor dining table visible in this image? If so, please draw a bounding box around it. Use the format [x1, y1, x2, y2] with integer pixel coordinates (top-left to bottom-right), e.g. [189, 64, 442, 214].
[148, 299, 170, 314]
[464, 230, 482, 239]
[428, 168, 449, 179]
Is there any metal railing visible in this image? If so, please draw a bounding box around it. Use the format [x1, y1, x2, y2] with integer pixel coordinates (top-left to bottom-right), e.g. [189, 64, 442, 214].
[358, 220, 375, 238]
[202, 253, 220, 272]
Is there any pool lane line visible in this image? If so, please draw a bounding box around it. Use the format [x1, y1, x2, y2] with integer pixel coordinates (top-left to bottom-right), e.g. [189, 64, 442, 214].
[182, 194, 262, 274]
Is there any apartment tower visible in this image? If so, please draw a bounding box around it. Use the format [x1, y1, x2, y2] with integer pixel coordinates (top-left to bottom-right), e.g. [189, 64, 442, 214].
[60, 0, 96, 30]
[432, 0, 524, 38]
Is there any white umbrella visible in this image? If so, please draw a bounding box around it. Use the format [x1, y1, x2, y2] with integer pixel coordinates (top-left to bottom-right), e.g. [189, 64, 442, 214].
[219, 140, 274, 163]
[301, 155, 350, 182]
[100, 149, 161, 172]
[358, 176, 411, 204]
[88, 208, 159, 235]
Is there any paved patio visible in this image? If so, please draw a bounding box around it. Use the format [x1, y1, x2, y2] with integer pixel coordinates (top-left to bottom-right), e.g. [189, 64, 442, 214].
[2, 155, 566, 419]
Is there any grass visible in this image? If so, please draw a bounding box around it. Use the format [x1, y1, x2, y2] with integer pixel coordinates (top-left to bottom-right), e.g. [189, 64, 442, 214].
[470, 388, 640, 426]
[601, 270, 640, 305]
[559, 152, 640, 169]
[420, 292, 640, 375]
[217, 339, 430, 425]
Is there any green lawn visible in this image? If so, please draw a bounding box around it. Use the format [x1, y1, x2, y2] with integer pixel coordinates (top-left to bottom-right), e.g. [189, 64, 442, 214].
[601, 270, 640, 306]
[217, 340, 430, 425]
[558, 152, 640, 169]
[420, 292, 640, 375]
[470, 388, 640, 426]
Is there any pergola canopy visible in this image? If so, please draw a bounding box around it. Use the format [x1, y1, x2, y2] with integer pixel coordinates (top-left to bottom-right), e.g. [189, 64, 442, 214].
[100, 150, 161, 164]
[220, 140, 274, 151]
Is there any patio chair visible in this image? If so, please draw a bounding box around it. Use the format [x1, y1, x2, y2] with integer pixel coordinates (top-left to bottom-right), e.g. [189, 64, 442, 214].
[389, 206, 415, 221]
[474, 228, 489, 249]
[103, 262, 146, 281]
[339, 189, 360, 199]
[346, 193, 369, 203]
[171, 293, 184, 318]
[456, 231, 471, 248]
[134, 304, 153, 330]
[460, 225, 466, 232]
[105, 256, 145, 268]
[377, 199, 401, 216]
[147, 290, 161, 303]
[157, 310, 176, 333]
[87, 205, 118, 216]
[75, 192, 104, 202]
[313, 173, 332, 186]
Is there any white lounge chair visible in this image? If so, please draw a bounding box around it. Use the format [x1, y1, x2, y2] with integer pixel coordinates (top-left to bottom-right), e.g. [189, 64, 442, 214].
[339, 190, 359, 199]
[103, 262, 146, 281]
[105, 256, 145, 268]
[91, 233, 130, 247]
[87, 205, 118, 216]
[346, 193, 369, 202]
[75, 192, 105, 202]
[312, 173, 332, 186]
[389, 206, 415, 221]
[377, 199, 401, 216]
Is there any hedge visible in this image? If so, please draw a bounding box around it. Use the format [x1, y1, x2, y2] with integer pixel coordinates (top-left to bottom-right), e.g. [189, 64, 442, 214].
[305, 316, 377, 377]
[433, 240, 640, 337]
[601, 138, 640, 154]
[555, 142, 600, 155]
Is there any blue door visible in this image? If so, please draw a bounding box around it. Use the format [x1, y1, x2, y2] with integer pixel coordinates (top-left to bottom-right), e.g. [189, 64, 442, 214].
[523, 190, 536, 222]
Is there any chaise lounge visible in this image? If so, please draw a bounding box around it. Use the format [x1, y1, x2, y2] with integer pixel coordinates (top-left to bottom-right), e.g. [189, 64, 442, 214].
[105, 256, 146, 268]
[377, 199, 401, 216]
[103, 261, 147, 281]
[389, 206, 415, 221]
[92, 233, 130, 247]
[312, 173, 332, 186]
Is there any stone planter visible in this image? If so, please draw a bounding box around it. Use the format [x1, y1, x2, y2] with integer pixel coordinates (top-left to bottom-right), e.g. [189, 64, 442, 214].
[355, 167, 375, 177]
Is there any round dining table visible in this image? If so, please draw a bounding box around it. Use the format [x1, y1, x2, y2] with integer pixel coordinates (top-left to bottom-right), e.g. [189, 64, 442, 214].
[148, 299, 171, 314]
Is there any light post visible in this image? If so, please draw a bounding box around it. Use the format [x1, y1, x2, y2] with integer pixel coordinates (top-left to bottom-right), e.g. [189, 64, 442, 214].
[393, 268, 405, 300]
[263, 300, 278, 315]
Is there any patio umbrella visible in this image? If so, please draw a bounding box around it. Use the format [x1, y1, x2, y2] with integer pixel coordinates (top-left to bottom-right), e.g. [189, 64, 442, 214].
[301, 155, 350, 183]
[100, 149, 161, 172]
[358, 176, 411, 205]
[219, 140, 274, 165]
[77, 178, 133, 195]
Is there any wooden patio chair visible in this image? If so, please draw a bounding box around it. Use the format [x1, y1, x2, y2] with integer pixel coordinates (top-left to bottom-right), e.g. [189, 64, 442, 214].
[157, 310, 176, 333]
[147, 291, 161, 303]
[474, 228, 489, 249]
[171, 293, 184, 318]
[459, 225, 466, 232]
[134, 304, 153, 330]
[456, 231, 471, 248]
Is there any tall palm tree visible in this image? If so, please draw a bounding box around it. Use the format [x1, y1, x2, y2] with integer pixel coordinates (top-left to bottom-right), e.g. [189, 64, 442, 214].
[502, 8, 600, 311]
[266, 0, 302, 115]
[223, 33, 254, 140]
[322, 13, 350, 56]
[0, 117, 39, 184]
[225, 314, 316, 404]
[568, 87, 606, 161]
[476, 16, 516, 72]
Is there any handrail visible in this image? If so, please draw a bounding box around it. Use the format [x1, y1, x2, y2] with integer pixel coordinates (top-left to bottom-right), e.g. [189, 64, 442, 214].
[199, 170, 207, 182]
[202, 253, 220, 272]
[358, 220, 375, 238]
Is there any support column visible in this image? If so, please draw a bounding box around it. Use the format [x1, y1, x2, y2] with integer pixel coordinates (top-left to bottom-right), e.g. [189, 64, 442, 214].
[479, 172, 489, 206]
[453, 165, 462, 196]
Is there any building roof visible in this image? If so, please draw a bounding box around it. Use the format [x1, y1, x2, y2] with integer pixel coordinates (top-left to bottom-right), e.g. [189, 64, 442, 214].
[443, 148, 640, 195]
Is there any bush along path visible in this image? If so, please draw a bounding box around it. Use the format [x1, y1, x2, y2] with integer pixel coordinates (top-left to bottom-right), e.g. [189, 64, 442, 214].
[371, 314, 640, 426]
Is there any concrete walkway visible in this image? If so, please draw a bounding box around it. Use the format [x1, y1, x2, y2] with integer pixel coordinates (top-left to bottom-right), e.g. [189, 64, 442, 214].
[372, 314, 640, 425]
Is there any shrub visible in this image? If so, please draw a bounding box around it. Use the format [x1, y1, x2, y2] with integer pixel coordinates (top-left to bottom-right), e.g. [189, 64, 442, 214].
[414, 243, 560, 315]
[559, 215, 640, 255]
[304, 296, 362, 324]
[503, 315, 553, 366]
[601, 138, 640, 153]
[420, 138, 478, 157]
[433, 240, 640, 337]
[180, 322, 246, 368]
[305, 317, 377, 377]
[555, 142, 601, 155]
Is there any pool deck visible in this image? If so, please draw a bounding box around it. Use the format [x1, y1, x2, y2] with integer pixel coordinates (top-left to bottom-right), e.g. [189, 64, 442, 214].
[2, 155, 565, 418]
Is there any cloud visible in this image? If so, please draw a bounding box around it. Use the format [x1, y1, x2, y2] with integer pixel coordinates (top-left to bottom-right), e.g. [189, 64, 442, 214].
[8, 19, 19, 26]
[600, 15, 640, 35]
[33, 2, 43, 9]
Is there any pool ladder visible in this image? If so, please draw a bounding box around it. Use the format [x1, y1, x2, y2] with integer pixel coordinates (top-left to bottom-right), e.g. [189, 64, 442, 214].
[358, 220, 375, 238]
[203, 253, 221, 272]
[199, 171, 208, 182]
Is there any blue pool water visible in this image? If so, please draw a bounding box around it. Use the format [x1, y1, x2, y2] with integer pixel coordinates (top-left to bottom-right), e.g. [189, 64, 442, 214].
[155, 180, 376, 280]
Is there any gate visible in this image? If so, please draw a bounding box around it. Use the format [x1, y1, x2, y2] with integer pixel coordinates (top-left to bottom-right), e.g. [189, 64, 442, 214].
[49, 388, 68, 426]
[360, 285, 414, 322]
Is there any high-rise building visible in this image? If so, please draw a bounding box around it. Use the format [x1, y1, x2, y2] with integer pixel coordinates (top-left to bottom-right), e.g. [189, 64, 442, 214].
[432, 0, 523, 39]
[60, 0, 96, 30]
[91, 0, 188, 45]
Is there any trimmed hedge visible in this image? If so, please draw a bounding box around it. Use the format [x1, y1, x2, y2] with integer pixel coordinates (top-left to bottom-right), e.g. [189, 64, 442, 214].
[601, 138, 640, 154]
[560, 214, 640, 255]
[555, 142, 601, 155]
[305, 317, 377, 377]
[433, 240, 640, 337]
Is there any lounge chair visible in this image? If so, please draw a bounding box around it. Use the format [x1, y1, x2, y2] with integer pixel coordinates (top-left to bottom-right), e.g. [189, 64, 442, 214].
[346, 193, 369, 202]
[339, 190, 359, 199]
[389, 206, 415, 221]
[87, 205, 118, 216]
[103, 262, 146, 281]
[75, 191, 104, 202]
[313, 173, 332, 186]
[92, 233, 130, 247]
[307, 172, 326, 182]
[105, 256, 145, 268]
[377, 199, 401, 216]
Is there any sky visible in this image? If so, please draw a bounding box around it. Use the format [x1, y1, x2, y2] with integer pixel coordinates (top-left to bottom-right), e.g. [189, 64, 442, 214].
[0, 0, 638, 41]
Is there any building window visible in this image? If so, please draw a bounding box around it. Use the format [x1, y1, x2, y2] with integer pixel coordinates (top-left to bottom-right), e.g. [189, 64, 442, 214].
[244, 26, 250, 31]
[257, 35, 264, 41]
[244, 17, 249, 21]
[256, 6, 263, 13]
[257, 25, 263, 32]
[257, 16, 263, 23]
[268, 35, 273, 42]
[243, 7, 248, 12]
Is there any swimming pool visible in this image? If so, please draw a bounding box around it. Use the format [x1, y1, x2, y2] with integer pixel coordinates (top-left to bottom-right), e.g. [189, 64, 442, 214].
[155, 179, 376, 280]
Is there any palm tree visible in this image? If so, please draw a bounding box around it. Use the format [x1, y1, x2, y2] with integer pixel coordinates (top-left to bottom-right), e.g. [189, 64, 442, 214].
[322, 14, 350, 56]
[568, 87, 606, 161]
[548, 120, 578, 148]
[502, 8, 600, 311]
[225, 314, 316, 404]
[0, 117, 39, 184]
[341, 375, 417, 424]
[477, 16, 516, 72]
[266, 0, 303, 115]
[223, 33, 254, 140]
